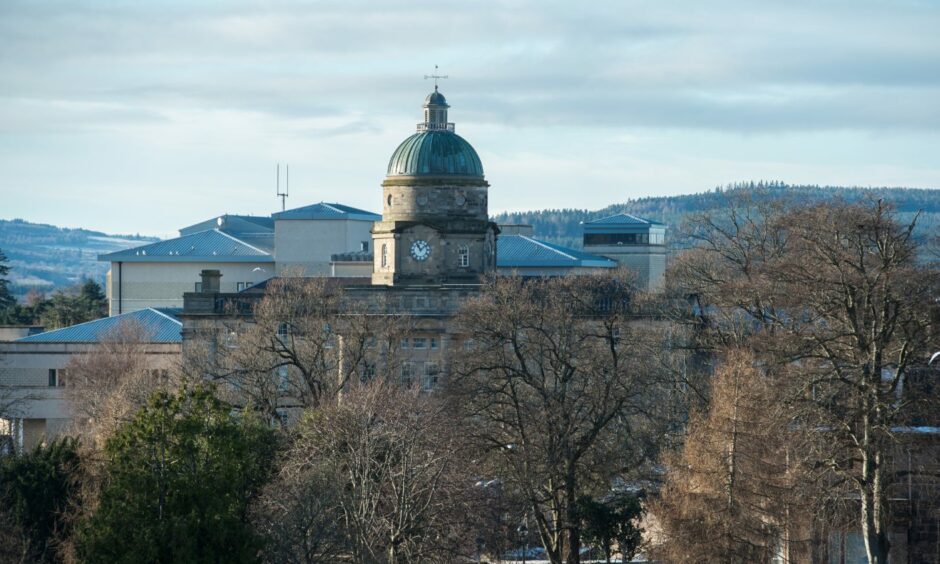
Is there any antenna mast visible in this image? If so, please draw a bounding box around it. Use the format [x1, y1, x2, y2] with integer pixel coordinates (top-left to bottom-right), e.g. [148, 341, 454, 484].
[276, 163, 289, 211]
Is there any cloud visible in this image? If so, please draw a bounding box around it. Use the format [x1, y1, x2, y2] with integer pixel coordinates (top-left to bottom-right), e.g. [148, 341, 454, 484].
[0, 0, 938, 233]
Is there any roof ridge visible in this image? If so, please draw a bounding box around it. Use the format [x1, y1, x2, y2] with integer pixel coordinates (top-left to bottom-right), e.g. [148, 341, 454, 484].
[213, 229, 270, 255]
[521, 235, 578, 261]
[17, 313, 116, 340]
[148, 308, 183, 326]
[596, 212, 646, 223]
[320, 202, 345, 214]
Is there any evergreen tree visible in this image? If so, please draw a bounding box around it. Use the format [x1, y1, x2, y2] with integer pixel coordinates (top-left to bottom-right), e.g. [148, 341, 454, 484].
[39, 280, 108, 329]
[0, 248, 16, 312]
[578, 492, 644, 564]
[0, 437, 81, 563]
[76, 386, 277, 564]
[78, 278, 107, 318]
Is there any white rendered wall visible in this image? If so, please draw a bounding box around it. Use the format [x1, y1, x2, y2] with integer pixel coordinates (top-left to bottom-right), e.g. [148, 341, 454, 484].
[0, 342, 180, 450]
[275, 219, 374, 276]
[105, 261, 273, 314]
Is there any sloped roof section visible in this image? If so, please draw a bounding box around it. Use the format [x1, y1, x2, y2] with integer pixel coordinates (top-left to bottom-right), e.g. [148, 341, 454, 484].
[273, 202, 381, 222]
[17, 308, 182, 343]
[498, 235, 617, 268]
[586, 213, 665, 226]
[98, 229, 274, 263]
[179, 214, 274, 236]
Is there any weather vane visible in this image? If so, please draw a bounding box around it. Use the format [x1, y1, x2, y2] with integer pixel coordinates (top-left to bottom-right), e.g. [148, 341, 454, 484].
[424, 65, 448, 90]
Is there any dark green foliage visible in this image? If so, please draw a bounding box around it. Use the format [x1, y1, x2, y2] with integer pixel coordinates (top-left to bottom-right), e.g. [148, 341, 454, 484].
[37, 279, 108, 329]
[0, 437, 82, 563]
[0, 259, 107, 327]
[76, 386, 277, 564]
[578, 492, 644, 564]
[0, 248, 15, 311]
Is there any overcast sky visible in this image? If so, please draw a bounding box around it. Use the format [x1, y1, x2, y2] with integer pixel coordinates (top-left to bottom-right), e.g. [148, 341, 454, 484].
[1, 0, 938, 236]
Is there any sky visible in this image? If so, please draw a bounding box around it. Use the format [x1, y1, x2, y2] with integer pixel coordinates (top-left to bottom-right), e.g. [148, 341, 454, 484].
[1, 0, 938, 236]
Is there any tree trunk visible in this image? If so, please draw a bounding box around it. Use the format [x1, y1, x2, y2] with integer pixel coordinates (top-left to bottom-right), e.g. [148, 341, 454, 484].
[860, 439, 890, 563]
[565, 471, 581, 564]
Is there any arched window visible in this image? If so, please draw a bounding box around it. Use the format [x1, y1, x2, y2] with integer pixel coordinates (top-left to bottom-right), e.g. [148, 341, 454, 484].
[458, 245, 469, 268]
[381, 244, 388, 268]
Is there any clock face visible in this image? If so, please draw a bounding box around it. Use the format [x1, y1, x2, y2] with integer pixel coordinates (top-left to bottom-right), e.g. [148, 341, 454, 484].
[410, 240, 431, 261]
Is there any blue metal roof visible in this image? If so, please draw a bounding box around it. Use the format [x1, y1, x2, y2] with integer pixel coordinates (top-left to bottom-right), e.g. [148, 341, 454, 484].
[498, 235, 617, 269]
[272, 202, 382, 221]
[17, 308, 182, 343]
[98, 229, 274, 263]
[179, 214, 274, 236]
[387, 131, 484, 177]
[586, 213, 665, 226]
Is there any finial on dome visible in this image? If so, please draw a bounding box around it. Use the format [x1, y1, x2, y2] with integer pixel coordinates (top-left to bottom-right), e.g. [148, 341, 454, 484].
[424, 65, 448, 90]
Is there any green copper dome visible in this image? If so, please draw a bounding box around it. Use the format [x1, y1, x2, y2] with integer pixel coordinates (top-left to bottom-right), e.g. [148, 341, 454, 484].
[386, 130, 484, 177]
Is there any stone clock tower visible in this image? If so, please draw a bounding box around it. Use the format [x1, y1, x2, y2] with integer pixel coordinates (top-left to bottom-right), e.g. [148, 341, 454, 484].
[372, 87, 498, 286]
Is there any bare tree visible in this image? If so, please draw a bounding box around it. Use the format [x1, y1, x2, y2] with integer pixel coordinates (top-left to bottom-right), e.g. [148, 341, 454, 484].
[670, 196, 940, 563]
[254, 381, 479, 563]
[64, 321, 179, 450]
[201, 277, 413, 419]
[448, 273, 666, 564]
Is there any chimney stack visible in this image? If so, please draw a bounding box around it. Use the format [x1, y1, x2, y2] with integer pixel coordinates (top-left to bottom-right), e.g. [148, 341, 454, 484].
[200, 269, 222, 293]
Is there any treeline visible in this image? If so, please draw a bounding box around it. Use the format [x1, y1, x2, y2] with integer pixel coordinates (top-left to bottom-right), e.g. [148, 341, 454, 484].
[492, 181, 940, 248]
[0, 249, 108, 328]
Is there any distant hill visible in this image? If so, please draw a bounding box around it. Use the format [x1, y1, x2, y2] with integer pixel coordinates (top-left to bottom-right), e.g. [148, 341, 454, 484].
[0, 219, 158, 299]
[492, 182, 940, 249]
[3, 183, 937, 298]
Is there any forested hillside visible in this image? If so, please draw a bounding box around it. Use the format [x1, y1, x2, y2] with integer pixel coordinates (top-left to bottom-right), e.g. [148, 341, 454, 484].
[492, 182, 940, 249]
[3, 183, 937, 298]
[0, 219, 158, 299]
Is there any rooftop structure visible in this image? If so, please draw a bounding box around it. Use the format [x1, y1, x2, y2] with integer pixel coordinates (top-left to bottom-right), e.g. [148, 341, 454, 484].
[17, 308, 182, 343]
[98, 229, 273, 264]
[583, 213, 668, 290]
[386, 87, 484, 178]
[497, 235, 617, 272]
[272, 202, 382, 222]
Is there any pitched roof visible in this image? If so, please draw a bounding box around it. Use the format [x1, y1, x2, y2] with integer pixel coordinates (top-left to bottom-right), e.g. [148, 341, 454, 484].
[585, 213, 665, 226]
[17, 308, 182, 343]
[98, 229, 274, 263]
[272, 202, 381, 222]
[179, 214, 275, 236]
[497, 235, 617, 269]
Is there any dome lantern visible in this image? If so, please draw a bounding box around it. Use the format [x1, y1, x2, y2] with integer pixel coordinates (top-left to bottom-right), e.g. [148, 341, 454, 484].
[418, 86, 454, 132]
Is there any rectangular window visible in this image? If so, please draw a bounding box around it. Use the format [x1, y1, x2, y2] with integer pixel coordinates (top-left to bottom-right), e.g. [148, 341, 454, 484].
[48, 369, 57, 387]
[400, 338, 409, 349]
[458, 246, 469, 267]
[430, 337, 438, 350]
[195, 282, 203, 292]
[277, 366, 290, 391]
[237, 282, 245, 292]
[401, 362, 415, 387]
[423, 363, 440, 391]
[412, 337, 427, 349]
